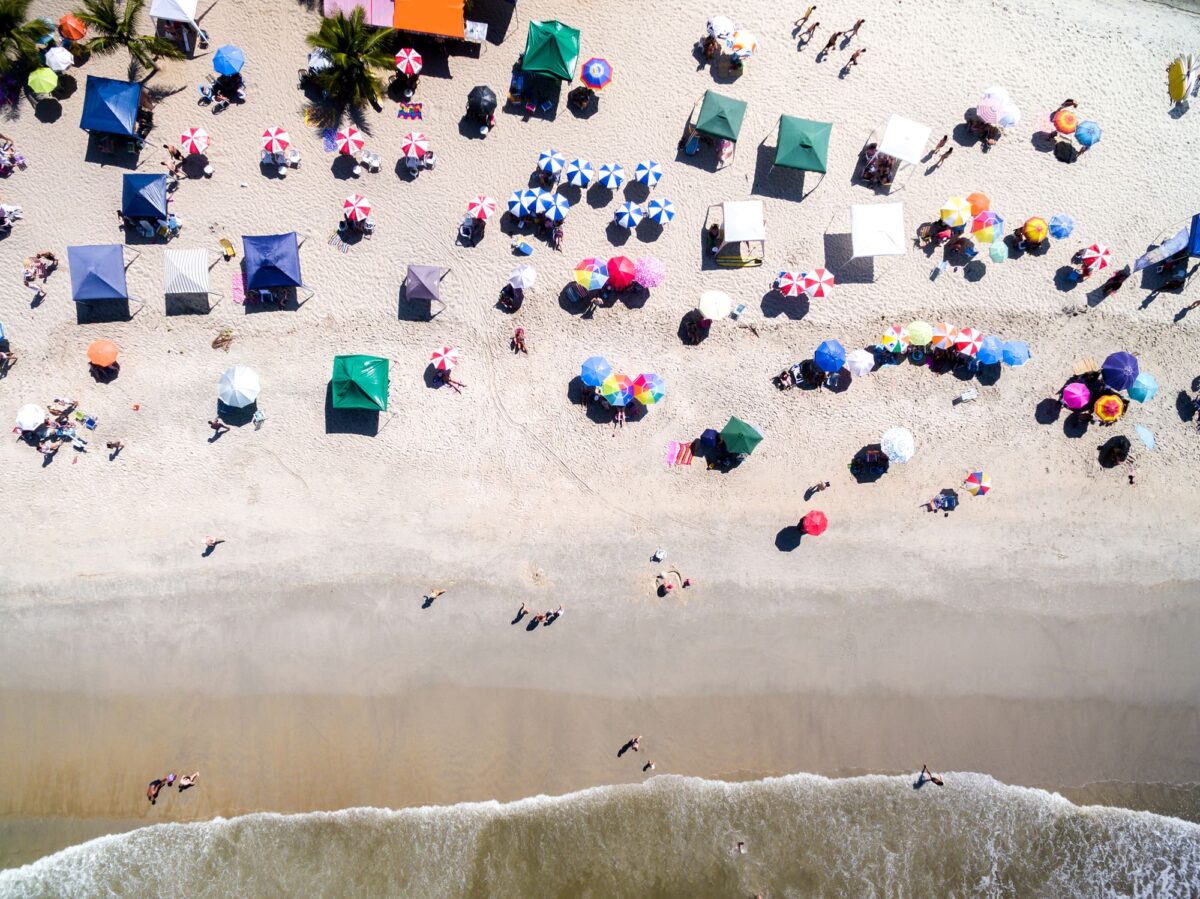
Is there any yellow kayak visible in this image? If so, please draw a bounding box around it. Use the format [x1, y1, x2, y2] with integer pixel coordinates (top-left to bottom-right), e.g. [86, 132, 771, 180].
[1168, 57, 1186, 103]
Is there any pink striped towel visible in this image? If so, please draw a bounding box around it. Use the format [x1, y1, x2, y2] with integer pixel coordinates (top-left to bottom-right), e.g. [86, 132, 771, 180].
[231, 272, 245, 305]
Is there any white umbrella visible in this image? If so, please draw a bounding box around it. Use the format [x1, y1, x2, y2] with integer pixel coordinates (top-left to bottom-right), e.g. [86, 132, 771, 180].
[508, 264, 536, 289]
[44, 46, 73, 73]
[707, 15, 736, 39]
[15, 404, 46, 432]
[845, 348, 875, 377]
[698, 290, 732, 320]
[218, 366, 260, 407]
[880, 427, 915, 463]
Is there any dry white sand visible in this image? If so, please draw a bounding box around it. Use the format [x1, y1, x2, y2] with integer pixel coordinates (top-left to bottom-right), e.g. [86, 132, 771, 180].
[2, 0, 1200, 865]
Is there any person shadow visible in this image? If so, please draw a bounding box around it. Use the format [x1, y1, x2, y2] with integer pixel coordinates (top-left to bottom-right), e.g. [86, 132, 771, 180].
[201, 541, 224, 558]
[207, 429, 226, 443]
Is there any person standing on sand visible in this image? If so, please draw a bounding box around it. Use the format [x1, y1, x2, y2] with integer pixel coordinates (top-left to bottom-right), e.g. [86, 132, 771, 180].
[846, 48, 866, 68]
[932, 134, 948, 154]
[618, 736, 642, 757]
[932, 147, 953, 168]
[642, 760, 655, 772]
[424, 588, 446, 604]
[203, 537, 225, 556]
[147, 777, 167, 804]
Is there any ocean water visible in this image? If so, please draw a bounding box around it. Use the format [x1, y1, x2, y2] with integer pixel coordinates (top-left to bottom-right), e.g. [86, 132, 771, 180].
[2, 773, 1198, 898]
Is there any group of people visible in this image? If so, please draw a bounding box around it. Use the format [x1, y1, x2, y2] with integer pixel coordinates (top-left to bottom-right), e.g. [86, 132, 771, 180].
[515, 602, 564, 627]
[617, 735, 654, 772]
[22, 250, 58, 299]
[147, 771, 200, 804]
[773, 360, 835, 390]
[0, 131, 26, 176]
[21, 397, 83, 457]
[201, 73, 246, 112]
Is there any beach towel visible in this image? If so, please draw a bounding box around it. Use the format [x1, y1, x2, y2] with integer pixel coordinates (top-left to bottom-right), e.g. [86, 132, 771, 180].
[397, 102, 423, 120]
[231, 271, 245, 305]
[328, 232, 350, 253]
[666, 441, 694, 467]
[320, 128, 338, 152]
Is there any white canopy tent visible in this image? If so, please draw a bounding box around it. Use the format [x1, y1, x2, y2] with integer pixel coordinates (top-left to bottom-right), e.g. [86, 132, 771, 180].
[722, 200, 764, 243]
[878, 115, 931, 165]
[850, 204, 906, 258]
[149, 0, 202, 53]
[164, 248, 210, 293]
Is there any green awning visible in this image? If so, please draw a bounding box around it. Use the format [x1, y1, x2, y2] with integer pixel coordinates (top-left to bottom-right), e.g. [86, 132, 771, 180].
[695, 90, 747, 142]
[522, 20, 580, 82]
[332, 355, 389, 411]
[720, 416, 763, 455]
[775, 115, 833, 174]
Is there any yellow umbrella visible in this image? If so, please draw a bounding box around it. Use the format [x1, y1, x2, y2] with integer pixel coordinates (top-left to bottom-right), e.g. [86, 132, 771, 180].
[906, 321, 933, 346]
[1094, 395, 1125, 423]
[1023, 217, 1049, 242]
[27, 67, 58, 95]
[940, 196, 972, 227]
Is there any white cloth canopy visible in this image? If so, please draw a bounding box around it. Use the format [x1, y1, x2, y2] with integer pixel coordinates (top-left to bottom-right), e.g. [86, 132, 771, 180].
[722, 200, 764, 242]
[880, 426, 915, 463]
[163, 248, 210, 294]
[150, 0, 198, 24]
[15, 404, 45, 432]
[850, 204, 906, 258]
[698, 290, 732, 320]
[878, 114, 931, 165]
[219, 366, 260, 407]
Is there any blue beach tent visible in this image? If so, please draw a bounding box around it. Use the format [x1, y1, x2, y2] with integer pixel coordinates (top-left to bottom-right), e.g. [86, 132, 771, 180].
[80, 76, 142, 137]
[121, 174, 168, 219]
[243, 233, 303, 289]
[68, 245, 128, 301]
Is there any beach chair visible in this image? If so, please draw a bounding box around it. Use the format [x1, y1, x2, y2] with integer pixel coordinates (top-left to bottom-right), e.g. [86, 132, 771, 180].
[286, 148, 301, 167]
[219, 237, 236, 260]
[1073, 357, 1099, 377]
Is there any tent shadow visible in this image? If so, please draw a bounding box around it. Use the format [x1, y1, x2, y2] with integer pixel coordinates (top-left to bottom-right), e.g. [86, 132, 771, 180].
[760, 290, 808, 320]
[75, 299, 131, 324]
[750, 142, 809, 202]
[774, 525, 802, 552]
[470, 0, 515, 44]
[822, 232, 874, 283]
[166, 292, 211, 316]
[323, 382, 379, 436]
[84, 134, 140, 170]
[398, 287, 434, 322]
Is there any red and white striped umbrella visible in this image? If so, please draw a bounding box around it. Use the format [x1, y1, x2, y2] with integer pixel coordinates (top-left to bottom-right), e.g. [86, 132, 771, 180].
[801, 267, 835, 299]
[400, 132, 428, 159]
[343, 194, 371, 222]
[955, 326, 984, 356]
[395, 48, 422, 76]
[467, 195, 497, 221]
[335, 126, 365, 155]
[776, 271, 803, 297]
[261, 127, 289, 153]
[180, 126, 209, 154]
[1081, 243, 1111, 272]
[430, 346, 459, 371]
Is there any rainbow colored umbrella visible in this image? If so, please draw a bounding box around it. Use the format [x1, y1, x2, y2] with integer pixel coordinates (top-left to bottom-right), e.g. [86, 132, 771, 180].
[575, 258, 609, 291]
[600, 373, 634, 407]
[1022, 217, 1049, 242]
[941, 196, 973, 227]
[633, 373, 665, 405]
[879, 325, 909, 353]
[971, 210, 1004, 244]
[1094, 395, 1124, 423]
[1062, 382, 1091, 410]
[581, 57, 613, 90]
[580, 357, 612, 387]
[1052, 108, 1078, 134]
[964, 471, 992, 496]
[607, 256, 636, 290]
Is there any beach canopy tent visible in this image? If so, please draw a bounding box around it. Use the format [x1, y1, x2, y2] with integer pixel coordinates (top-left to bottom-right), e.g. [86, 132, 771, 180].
[1192, 213, 1200, 256]
[243, 233, 303, 289]
[695, 90, 747, 141]
[522, 20, 580, 82]
[150, 0, 198, 25]
[80, 76, 142, 137]
[405, 264, 449, 301]
[322, 0, 394, 29]
[720, 416, 763, 455]
[851, 203, 906, 258]
[708, 200, 765, 267]
[163, 248, 210, 294]
[774, 115, 833, 174]
[393, 0, 465, 38]
[332, 354, 389, 411]
[121, 173, 168, 219]
[878, 114, 930, 165]
[68, 244, 128, 301]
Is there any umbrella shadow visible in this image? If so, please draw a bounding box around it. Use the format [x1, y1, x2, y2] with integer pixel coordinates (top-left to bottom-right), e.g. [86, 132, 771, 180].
[558, 283, 587, 316]
[761, 290, 808, 320]
[849, 445, 889, 483]
[216, 400, 257, 427]
[678, 309, 711, 345]
[1176, 390, 1197, 423]
[1063, 411, 1090, 439]
[1035, 397, 1062, 425]
[33, 98, 62, 123]
[330, 154, 359, 180]
[635, 220, 664, 243]
[606, 222, 632, 246]
[1054, 265, 1081, 291]
[774, 525, 803, 552]
[585, 184, 616, 209]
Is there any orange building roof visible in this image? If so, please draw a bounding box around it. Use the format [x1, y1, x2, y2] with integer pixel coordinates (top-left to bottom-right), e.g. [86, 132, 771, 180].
[393, 0, 463, 38]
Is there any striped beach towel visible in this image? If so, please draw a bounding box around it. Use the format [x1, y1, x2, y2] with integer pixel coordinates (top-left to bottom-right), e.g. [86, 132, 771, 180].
[397, 102, 423, 120]
[665, 440, 694, 467]
[328, 232, 350, 253]
[231, 271, 245, 305]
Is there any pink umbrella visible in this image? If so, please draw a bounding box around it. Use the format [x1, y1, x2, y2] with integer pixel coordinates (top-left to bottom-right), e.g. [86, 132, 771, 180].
[180, 126, 209, 154]
[400, 132, 428, 159]
[955, 326, 983, 356]
[801, 268, 835, 299]
[261, 127, 289, 153]
[430, 346, 459, 371]
[776, 271, 803, 297]
[395, 48, 422, 76]
[1063, 382, 1091, 410]
[976, 97, 1004, 124]
[467, 196, 497, 220]
[1081, 243, 1111, 272]
[343, 194, 371, 222]
[336, 126, 365, 155]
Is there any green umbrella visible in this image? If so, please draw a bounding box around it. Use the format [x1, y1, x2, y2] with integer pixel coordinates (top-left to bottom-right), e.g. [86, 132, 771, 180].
[774, 115, 833, 174]
[331, 355, 389, 411]
[522, 20, 581, 82]
[28, 67, 58, 95]
[720, 416, 763, 455]
[695, 90, 747, 142]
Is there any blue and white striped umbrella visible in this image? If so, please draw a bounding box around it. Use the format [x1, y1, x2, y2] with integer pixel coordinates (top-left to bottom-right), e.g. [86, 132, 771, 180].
[507, 190, 532, 216]
[531, 188, 554, 215]
[544, 192, 571, 223]
[615, 202, 644, 228]
[537, 149, 565, 175]
[634, 160, 662, 187]
[597, 163, 625, 190]
[646, 198, 675, 225]
[564, 158, 595, 187]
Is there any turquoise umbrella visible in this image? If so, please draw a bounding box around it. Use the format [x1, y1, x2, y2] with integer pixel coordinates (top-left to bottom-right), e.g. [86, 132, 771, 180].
[1128, 372, 1158, 403]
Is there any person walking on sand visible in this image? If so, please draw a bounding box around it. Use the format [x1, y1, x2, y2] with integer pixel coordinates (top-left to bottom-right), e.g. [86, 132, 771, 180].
[932, 134, 948, 154]
[178, 772, 200, 791]
[618, 735, 642, 757]
[820, 31, 841, 56]
[920, 764, 944, 786]
[106, 440, 123, 458]
[795, 5, 815, 27]
[849, 18, 865, 37]
[147, 777, 167, 804]
[799, 20, 819, 43]
[846, 47, 866, 68]
[208, 417, 230, 435]
[511, 327, 528, 354]
[203, 537, 225, 556]
[423, 588, 446, 604]
[546, 604, 563, 623]
[643, 760, 655, 772]
[932, 146, 953, 168]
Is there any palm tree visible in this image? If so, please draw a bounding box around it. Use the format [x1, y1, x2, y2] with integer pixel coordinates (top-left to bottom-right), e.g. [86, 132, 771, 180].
[0, 0, 51, 75]
[75, 0, 182, 71]
[306, 8, 394, 111]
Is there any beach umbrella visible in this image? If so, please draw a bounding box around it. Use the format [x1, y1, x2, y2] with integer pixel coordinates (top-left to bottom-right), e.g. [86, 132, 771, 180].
[802, 510, 828, 536]
[58, 13, 86, 39]
[1081, 243, 1111, 272]
[814, 339, 846, 373]
[963, 471, 992, 496]
[564, 158, 595, 187]
[880, 427, 915, 463]
[699, 290, 732, 320]
[430, 346, 460, 371]
[575, 258, 609, 292]
[989, 241, 1009, 263]
[721, 417, 763, 455]
[218, 365, 260, 407]
[580, 357, 612, 387]
[634, 160, 663, 187]
[1062, 382, 1091, 410]
[335, 126, 365, 155]
[633, 373, 665, 405]
[967, 192, 991, 215]
[998, 104, 1021, 129]
[634, 257, 666, 288]
[394, 48, 422, 75]
[1001, 341, 1031, 367]
[1128, 372, 1159, 403]
[931, 322, 957, 351]
[971, 210, 1004, 244]
[726, 30, 759, 59]
[44, 46, 73, 73]
[647, 198, 676, 225]
[955, 326, 984, 356]
[846, 348, 875, 377]
[508, 264, 536, 290]
[27, 67, 56, 94]
[261, 127, 289, 153]
[906, 321, 933, 347]
[600, 373, 634, 407]
[597, 163, 625, 189]
[1094, 395, 1125, 423]
[581, 57, 613, 90]
[1075, 120, 1101, 147]
[400, 132, 429, 159]
[15, 404, 46, 432]
[1022, 217, 1049, 242]
[467, 195, 497, 220]
[467, 85, 497, 118]
[607, 256, 637, 290]
[801, 268, 835, 299]
[180, 126, 210, 155]
[941, 196, 973, 227]
[544, 193, 571, 223]
[1052, 108, 1078, 134]
[776, 271, 803, 297]
[1135, 425, 1155, 450]
[213, 45, 245, 76]
[538, 149, 565, 175]
[879, 325, 909, 353]
[976, 335, 1004, 365]
[506, 191, 527, 216]
[530, 188, 555, 215]
[87, 339, 118, 367]
[343, 194, 371, 222]
[615, 202, 644, 229]
[707, 15, 736, 39]
[1049, 213, 1074, 239]
[1101, 351, 1139, 391]
[976, 97, 1004, 125]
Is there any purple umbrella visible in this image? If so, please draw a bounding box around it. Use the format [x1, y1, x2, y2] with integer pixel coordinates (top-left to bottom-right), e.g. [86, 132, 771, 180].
[1101, 352, 1139, 392]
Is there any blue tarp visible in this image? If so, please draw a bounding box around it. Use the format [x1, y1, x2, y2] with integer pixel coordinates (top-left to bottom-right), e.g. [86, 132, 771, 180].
[68, 245, 128, 301]
[1190, 214, 1200, 257]
[243, 233, 303, 289]
[122, 174, 168, 218]
[80, 76, 142, 137]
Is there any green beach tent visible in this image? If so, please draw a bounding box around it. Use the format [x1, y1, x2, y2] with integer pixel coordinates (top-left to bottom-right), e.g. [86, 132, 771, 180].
[332, 355, 390, 412]
[695, 90, 747, 142]
[522, 20, 581, 82]
[774, 115, 833, 174]
[720, 416, 763, 455]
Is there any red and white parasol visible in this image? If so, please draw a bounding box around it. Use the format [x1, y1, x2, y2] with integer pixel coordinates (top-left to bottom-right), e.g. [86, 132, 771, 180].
[776, 271, 803, 297]
[1081, 243, 1111, 272]
[335, 126, 365, 156]
[343, 194, 371, 222]
[261, 127, 289, 153]
[955, 326, 984, 356]
[395, 48, 422, 76]
[801, 267, 835, 299]
[430, 346, 459, 371]
[467, 196, 497, 221]
[400, 132, 428, 159]
[180, 126, 210, 155]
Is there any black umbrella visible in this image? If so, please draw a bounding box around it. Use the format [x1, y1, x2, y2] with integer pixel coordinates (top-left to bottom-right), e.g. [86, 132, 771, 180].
[1054, 140, 1078, 164]
[467, 85, 497, 118]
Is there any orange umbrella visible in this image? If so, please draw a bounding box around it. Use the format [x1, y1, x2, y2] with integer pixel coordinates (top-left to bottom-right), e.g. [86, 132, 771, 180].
[967, 192, 990, 216]
[1022, 217, 1049, 242]
[59, 14, 87, 40]
[87, 339, 119, 368]
[1052, 108, 1078, 134]
[1094, 395, 1124, 423]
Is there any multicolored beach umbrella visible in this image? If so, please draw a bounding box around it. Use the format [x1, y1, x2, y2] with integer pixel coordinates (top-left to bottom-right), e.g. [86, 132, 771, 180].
[964, 471, 992, 496]
[600, 373, 634, 407]
[429, 345, 459, 371]
[261, 127, 289, 153]
[954, 326, 984, 357]
[633, 373, 665, 405]
[538, 149, 566, 175]
[180, 127, 210, 155]
[401, 132, 429, 159]
[336, 126, 365, 155]
[1081, 243, 1111, 271]
[971, 210, 1004, 244]
[395, 48, 423, 75]
[634, 160, 662, 187]
[931, 322, 957, 350]
[1094, 395, 1125, 423]
[564, 158, 595, 187]
[1052, 108, 1078, 134]
[776, 271, 803, 297]
[647, 198, 675, 225]
[581, 57, 613, 90]
[1022, 217, 1049, 242]
[615, 201, 644, 228]
[1049, 213, 1074, 239]
[544, 192, 571, 223]
[801, 268, 835, 299]
[814, 339, 846, 373]
[575, 258, 609, 291]
[467, 195, 496, 220]
[597, 163, 625, 189]
[343, 194, 371, 222]
[940, 196, 973, 228]
[581, 356, 612, 387]
[879, 325, 909, 353]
